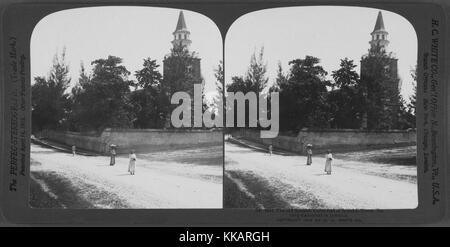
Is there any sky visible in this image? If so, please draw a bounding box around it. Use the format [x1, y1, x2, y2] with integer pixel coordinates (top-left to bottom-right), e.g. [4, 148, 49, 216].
[31, 6, 223, 100]
[31, 6, 417, 103]
[225, 6, 418, 101]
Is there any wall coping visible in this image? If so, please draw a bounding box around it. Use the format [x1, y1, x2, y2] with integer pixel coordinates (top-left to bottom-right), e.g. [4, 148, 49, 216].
[298, 128, 416, 134]
[103, 128, 222, 133]
[238, 128, 416, 137]
[46, 128, 223, 137]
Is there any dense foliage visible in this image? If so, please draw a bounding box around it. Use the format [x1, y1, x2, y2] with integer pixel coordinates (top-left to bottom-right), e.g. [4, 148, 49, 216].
[32, 46, 416, 134]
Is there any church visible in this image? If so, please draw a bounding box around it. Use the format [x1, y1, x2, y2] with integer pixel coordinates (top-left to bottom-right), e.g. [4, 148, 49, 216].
[163, 11, 202, 95]
[163, 11, 203, 127]
[360, 11, 401, 129]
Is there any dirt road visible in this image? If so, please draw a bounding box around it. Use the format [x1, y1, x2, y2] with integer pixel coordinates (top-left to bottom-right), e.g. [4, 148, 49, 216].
[30, 143, 223, 209]
[225, 141, 417, 209]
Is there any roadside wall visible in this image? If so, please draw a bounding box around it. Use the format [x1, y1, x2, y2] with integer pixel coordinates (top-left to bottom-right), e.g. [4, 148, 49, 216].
[232, 128, 416, 154]
[41, 128, 222, 154]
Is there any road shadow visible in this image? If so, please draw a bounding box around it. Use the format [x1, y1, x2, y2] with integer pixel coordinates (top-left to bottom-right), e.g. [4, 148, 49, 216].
[30, 170, 130, 209]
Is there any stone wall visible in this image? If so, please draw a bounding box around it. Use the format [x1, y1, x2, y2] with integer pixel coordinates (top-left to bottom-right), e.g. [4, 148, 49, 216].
[41, 128, 416, 155]
[41, 128, 222, 154]
[232, 128, 416, 154]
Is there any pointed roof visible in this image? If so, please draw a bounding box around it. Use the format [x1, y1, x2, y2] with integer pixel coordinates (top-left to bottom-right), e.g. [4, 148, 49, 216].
[373, 11, 386, 32]
[175, 11, 187, 31]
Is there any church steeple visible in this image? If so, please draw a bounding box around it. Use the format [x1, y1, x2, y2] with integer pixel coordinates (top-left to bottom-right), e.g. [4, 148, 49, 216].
[172, 11, 192, 49]
[369, 11, 389, 52]
[360, 10, 401, 129]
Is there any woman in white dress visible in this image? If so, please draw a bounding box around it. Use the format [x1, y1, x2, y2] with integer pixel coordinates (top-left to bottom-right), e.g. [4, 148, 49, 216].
[324, 149, 332, 175]
[128, 150, 137, 175]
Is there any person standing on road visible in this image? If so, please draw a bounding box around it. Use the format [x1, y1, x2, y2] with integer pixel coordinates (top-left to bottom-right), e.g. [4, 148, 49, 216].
[268, 144, 273, 155]
[306, 144, 313, 165]
[324, 149, 333, 175]
[72, 145, 76, 156]
[128, 150, 137, 175]
[110, 145, 116, 166]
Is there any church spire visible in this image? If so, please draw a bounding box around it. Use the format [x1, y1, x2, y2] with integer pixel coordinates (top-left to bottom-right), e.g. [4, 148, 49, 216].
[373, 11, 385, 32]
[172, 11, 192, 49]
[175, 11, 187, 31]
[369, 11, 389, 52]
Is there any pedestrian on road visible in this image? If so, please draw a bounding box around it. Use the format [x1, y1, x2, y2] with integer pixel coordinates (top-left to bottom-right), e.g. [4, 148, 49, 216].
[268, 144, 273, 155]
[128, 150, 137, 175]
[110, 145, 116, 166]
[72, 145, 76, 156]
[306, 144, 313, 165]
[324, 149, 333, 175]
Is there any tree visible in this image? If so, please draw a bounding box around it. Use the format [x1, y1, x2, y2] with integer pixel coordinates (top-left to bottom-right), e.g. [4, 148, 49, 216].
[163, 44, 203, 96]
[77, 62, 90, 87]
[331, 58, 359, 88]
[226, 76, 254, 93]
[264, 62, 288, 131]
[134, 58, 163, 89]
[269, 62, 288, 93]
[68, 62, 90, 131]
[360, 48, 400, 129]
[70, 55, 134, 131]
[130, 58, 168, 128]
[213, 60, 224, 104]
[226, 48, 269, 128]
[278, 56, 331, 131]
[246, 47, 268, 93]
[407, 66, 417, 117]
[398, 66, 417, 129]
[31, 49, 71, 132]
[163, 44, 204, 127]
[328, 58, 364, 128]
[227, 47, 268, 94]
[396, 96, 415, 129]
[208, 60, 224, 126]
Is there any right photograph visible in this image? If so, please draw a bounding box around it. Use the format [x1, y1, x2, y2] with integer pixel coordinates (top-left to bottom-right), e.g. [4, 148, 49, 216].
[224, 6, 418, 209]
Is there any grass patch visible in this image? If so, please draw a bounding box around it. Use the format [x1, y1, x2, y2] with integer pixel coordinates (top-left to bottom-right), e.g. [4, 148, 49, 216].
[139, 145, 223, 166]
[334, 146, 417, 166]
[370, 156, 416, 166]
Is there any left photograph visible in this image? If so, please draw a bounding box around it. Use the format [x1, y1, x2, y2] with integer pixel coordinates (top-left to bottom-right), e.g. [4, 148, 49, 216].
[29, 7, 224, 208]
